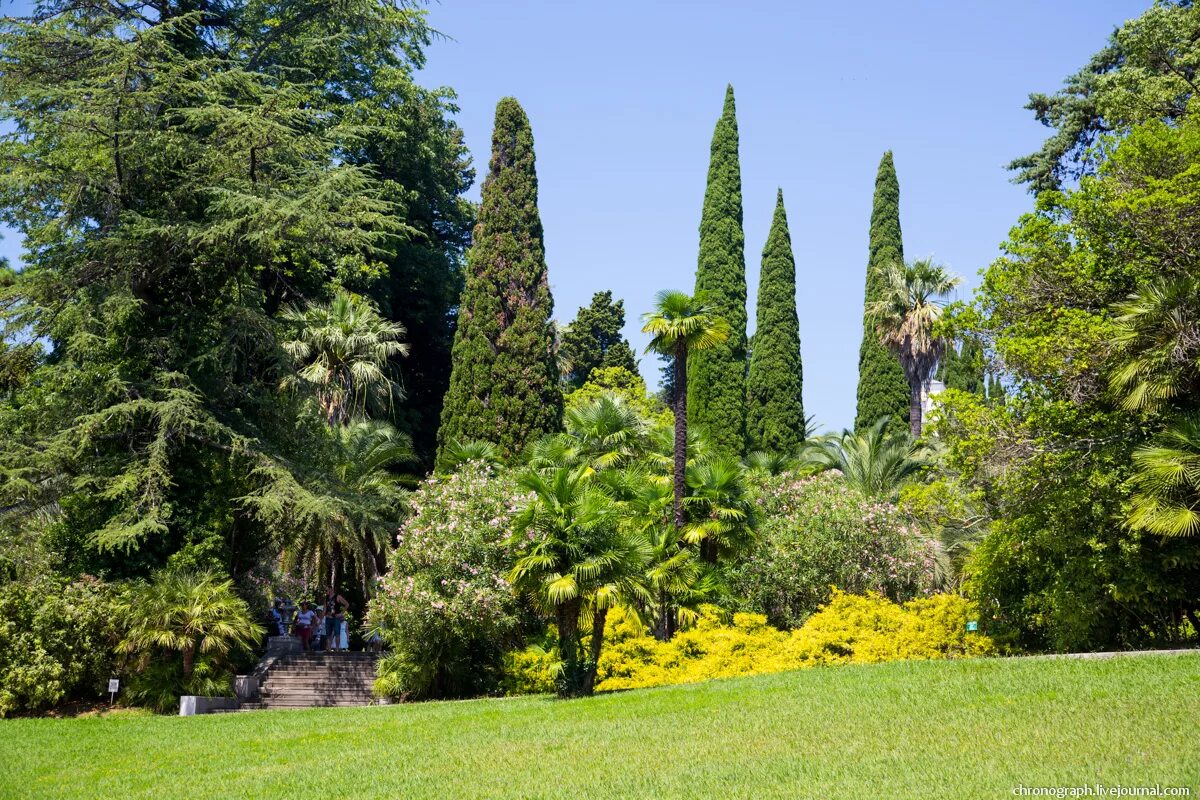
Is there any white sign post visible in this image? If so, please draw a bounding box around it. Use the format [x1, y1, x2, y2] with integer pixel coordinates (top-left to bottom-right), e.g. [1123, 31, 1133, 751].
[108, 678, 119, 705]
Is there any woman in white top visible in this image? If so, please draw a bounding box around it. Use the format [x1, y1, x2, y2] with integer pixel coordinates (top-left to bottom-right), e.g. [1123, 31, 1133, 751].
[294, 602, 317, 650]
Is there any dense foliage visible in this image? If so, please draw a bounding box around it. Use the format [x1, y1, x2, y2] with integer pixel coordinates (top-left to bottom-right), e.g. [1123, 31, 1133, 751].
[1008, 0, 1199, 193]
[943, 104, 1200, 650]
[0, 575, 120, 717]
[729, 472, 937, 628]
[688, 85, 748, 459]
[503, 591, 993, 695]
[368, 464, 524, 699]
[117, 571, 262, 712]
[855, 152, 912, 431]
[746, 190, 805, 455]
[560, 291, 638, 389]
[437, 97, 562, 462]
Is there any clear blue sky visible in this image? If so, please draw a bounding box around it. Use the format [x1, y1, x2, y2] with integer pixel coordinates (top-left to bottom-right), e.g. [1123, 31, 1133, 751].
[0, 0, 1150, 431]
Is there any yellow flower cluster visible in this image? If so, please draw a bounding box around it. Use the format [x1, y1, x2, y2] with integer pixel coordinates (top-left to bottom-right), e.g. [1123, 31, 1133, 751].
[502, 591, 996, 695]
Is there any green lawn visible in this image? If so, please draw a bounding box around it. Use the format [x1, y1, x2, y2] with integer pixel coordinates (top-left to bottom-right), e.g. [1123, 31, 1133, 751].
[3, 655, 1198, 799]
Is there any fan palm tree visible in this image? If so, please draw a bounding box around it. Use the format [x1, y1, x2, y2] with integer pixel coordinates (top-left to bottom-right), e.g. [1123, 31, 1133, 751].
[246, 421, 415, 592]
[508, 466, 649, 697]
[562, 394, 649, 471]
[282, 289, 410, 427]
[867, 258, 961, 436]
[118, 571, 263, 682]
[799, 417, 929, 498]
[641, 290, 730, 530]
[683, 457, 755, 563]
[1110, 276, 1200, 412]
[1127, 415, 1200, 537]
[610, 466, 717, 640]
[436, 438, 504, 474]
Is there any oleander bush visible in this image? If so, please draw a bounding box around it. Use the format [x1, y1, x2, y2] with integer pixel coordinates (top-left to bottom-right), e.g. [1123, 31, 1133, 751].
[502, 590, 995, 695]
[729, 472, 939, 628]
[0, 575, 121, 717]
[369, 463, 527, 699]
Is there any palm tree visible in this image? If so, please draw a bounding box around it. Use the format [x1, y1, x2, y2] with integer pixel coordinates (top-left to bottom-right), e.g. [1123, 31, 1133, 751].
[508, 465, 648, 697]
[867, 258, 961, 436]
[436, 438, 503, 474]
[641, 290, 730, 530]
[118, 571, 263, 683]
[683, 457, 755, 563]
[799, 417, 928, 498]
[282, 289, 410, 427]
[1110, 276, 1200, 412]
[562, 394, 648, 471]
[245, 420, 414, 591]
[1127, 415, 1200, 538]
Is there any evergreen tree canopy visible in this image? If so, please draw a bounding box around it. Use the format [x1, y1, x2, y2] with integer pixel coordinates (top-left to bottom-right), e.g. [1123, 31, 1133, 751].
[746, 189, 805, 454]
[688, 85, 748, 458]
[938, 336, 985, 395]
[1008, 1, 1200, 193]
[0, 0, 460, 584]
[437, 97, 561, 461]
[561, 290, 638, 389]
[855, 151, 912, 432]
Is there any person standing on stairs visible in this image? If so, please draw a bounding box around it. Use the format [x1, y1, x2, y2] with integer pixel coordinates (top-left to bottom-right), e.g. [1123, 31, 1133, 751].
[294, 601, 317, 650]
[323, 585, 348, 652]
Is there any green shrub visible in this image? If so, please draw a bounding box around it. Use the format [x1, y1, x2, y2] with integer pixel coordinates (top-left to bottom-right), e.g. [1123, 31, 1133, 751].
[0, 575, 120, 717]
[117, 570, 262, 712]
[729, 472, 938, 628]
[503, 592, 995, 695]
[369, 463, 525, 699]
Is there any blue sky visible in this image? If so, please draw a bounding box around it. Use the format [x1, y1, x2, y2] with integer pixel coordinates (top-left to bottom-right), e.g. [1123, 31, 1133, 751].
[0, 0, 1149, 431]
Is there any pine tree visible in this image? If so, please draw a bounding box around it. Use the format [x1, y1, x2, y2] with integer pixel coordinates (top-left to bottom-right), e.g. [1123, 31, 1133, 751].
[746, 189, 805, 454]
[689, 85, 748, 458]
[855, 151, 912, 431]
[560, 290, 638, 389]
[437, 98, 562, 460]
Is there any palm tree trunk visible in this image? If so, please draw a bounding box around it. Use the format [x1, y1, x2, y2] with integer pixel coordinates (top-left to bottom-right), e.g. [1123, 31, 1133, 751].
[909, 381, 923, 438]
[673, 342, 688, 531]
[556, 597, 582, 697]
[582, 607, 608, 696]
[182, 644, 195, 681]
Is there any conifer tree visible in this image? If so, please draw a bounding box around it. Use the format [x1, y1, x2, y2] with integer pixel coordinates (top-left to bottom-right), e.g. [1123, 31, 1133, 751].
[855, 152, 912, 431]
[561, 290, 638, 389]
[437, 98, 561, 460]
[689, 85, 748, 458]
[939, 336, 985, 394]
[746, 189, 805, 454]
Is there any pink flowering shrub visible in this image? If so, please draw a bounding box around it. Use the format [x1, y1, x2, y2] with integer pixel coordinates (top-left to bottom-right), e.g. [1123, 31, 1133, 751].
[367, 463, 527, 699]
[728, 472, 938, 628]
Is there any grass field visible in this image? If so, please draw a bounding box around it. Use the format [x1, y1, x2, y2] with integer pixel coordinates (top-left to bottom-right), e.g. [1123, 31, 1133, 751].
[2, 654, 1198, 799]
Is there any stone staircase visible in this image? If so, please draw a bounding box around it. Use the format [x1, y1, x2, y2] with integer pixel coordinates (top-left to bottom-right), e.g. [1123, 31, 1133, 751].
[256, 651, 379, 710]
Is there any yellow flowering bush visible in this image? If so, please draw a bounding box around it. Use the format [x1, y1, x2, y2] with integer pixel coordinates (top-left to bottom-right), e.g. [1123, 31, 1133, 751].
[502, 590, 996, 694]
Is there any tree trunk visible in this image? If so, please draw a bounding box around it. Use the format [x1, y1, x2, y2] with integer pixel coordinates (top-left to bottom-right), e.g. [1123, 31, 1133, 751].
[182, 644, 195, 681]
[673, 342, 688, 531]
[555, 597, 582, 697]
[909, 381, 923, 438]
[582, 607, 608, 696]
[1185, 607, 1200, 640]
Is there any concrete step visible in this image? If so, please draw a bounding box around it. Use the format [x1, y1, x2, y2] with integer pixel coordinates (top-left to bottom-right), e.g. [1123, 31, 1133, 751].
[261, 687, 373, 696]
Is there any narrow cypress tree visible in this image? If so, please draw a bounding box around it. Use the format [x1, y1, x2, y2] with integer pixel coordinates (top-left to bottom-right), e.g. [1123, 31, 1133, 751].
[437, 98, 561, 460]
[689, 85, 748, 458]
[854, 151, 912, 431]
[746, 189, 805, 454]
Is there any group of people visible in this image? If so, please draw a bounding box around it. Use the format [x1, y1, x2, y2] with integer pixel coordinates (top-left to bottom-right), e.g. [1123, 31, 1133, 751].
[268, 586, 350, 652]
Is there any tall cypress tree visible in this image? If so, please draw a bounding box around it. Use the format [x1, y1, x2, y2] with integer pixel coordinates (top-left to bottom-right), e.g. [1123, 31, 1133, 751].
[437, 98, 561, 460]
[746, 189, 805, 454]
[854, 151, 912, 431]
[689, 85, 747, 458]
